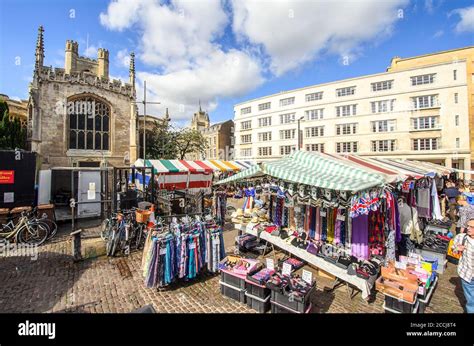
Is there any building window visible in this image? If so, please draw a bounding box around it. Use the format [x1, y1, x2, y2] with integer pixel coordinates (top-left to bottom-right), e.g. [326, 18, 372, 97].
[258, 116, 272, 127]
[280, 129, 296, 140]
[280, 113, 296, 124]
[280, 97, 295, 107]
[213, 149, 217, 158]
[455, 115, 459, 126]
[336, 104, 357, 117]
[412, 95, 438, 109]
[336, 123, 357, 135]
[453, 70, 457, 81]
[371, 99, 395, 113]
[305, 126, 324, 138]
[241, 120, 252, 130]
[306, 143, 325, 153]
[258, 146, 272, 157]
[68, 96, 110, 150]
[241, 106, 251, 115]
[240, 148, 252, 157]
[456, 138, 460, 148]
[411, 73, 436, 86]
[280, 145, 296, 156]
[371, 140, 396, 152]
[454, 93, 458, 104]
[305, 108, 324, 120]
[336, 86, 356, 97]
[258, 102, 271, 111]
[371, 120, 396, 133]
[412, 116, 437, 130]
[412, 138, 438, 151]
[336, 142, 358, 153]
[305, 92, 323, 102]
[241, 134, 252, 144]
[371, 80, 393, 92]
[258, 131, 272, 142]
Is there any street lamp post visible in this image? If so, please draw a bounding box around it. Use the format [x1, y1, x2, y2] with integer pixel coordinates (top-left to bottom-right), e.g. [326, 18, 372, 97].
[297, 116, 305, 151]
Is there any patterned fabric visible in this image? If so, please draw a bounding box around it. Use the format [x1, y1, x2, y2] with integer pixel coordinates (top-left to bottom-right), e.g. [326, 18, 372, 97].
[368, 210, 385, 257]
[326, 208, 335, 243]
[321, 208, 328, 242]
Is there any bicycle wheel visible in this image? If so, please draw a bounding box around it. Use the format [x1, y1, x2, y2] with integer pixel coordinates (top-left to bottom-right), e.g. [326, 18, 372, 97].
[46, 220, 58, 239]
[17, 222, 49, 245]
[101, 219, 111, 241]
[106, 228, 116, 256]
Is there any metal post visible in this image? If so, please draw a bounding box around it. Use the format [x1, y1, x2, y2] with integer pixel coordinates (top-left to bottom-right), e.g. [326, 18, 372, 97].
[151, 167, 155, 205]
[143, 80, 147, 161]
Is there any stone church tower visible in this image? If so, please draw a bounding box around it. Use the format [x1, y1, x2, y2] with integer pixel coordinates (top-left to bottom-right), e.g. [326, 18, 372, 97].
[27, 26, 138, 168]
[190, 101, 210, 131]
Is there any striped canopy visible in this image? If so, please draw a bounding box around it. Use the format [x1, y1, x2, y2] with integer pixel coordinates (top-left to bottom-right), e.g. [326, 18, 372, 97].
[133, 159, 253, 173]
[215, 151, 385, 192]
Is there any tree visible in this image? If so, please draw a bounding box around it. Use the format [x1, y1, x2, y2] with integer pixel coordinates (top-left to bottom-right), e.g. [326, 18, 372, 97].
[174, 128, 208, 160]
[0, 100, 27, 150]
[146, 119, 178, 159]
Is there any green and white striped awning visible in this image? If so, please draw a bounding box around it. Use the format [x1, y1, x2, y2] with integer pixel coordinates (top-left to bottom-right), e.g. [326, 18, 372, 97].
[215, 151, 385, 192]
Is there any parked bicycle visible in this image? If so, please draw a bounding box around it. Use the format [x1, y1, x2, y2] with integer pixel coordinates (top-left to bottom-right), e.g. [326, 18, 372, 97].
[0, 211, 49, 245]
[104, 208, 148, 257]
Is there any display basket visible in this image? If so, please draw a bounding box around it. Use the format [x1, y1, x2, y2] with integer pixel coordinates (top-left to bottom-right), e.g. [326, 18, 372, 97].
[136, 210, 152, 223]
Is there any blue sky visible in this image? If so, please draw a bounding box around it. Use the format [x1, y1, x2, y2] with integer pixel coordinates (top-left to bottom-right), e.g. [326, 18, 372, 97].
[0, 0, 473, 126]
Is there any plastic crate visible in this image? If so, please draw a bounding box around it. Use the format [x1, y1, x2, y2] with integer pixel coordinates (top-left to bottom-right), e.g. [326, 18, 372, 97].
[384, 295, 418, 313]
[220, 281, 246, 304]
[270, 286, 314, 314]
[220, 271, 246, 290]
[245, 292, 270, 313]
[418, 275, 438, 314]
[246, 280, 271, 300]
[414, 248, 447, 274]
[270, 300, 312, 314]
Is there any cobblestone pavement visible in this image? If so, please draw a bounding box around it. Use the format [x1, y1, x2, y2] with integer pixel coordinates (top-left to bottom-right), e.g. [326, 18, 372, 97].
[0, 225, 465, 313]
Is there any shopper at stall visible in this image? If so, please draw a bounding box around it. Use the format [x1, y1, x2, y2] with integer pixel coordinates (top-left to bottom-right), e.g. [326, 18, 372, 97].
[452, 217, 474, 313]
[398, 197, 421, 256]
[445, 181, 460, 222]
[457, 195, 474, 234]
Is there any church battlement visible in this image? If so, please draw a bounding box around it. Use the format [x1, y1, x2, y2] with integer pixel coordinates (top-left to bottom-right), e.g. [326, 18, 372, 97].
[37, 66, 134, 97]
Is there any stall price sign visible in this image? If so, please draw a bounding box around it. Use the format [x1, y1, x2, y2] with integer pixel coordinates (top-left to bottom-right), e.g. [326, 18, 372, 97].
[302, 269, 313, 285]
[282, 262, 292, 276]
[266, 258, 275, 270]
[0, 170, 14, 184]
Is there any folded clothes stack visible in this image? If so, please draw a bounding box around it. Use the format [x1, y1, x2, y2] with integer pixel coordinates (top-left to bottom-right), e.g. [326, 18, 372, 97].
[218, 256, 260, 275]
[283, 258, 304, 271]
[266, 272, 315, 301]
[247, 268, 276, 286]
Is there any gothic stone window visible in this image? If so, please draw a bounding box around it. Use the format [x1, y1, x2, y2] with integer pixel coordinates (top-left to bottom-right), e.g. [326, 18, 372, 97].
[68, 96, 110, 150]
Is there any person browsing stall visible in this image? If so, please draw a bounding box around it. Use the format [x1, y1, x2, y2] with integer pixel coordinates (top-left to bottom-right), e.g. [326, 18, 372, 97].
[452, 217, 474, 313]
[457, 195, 474, 234]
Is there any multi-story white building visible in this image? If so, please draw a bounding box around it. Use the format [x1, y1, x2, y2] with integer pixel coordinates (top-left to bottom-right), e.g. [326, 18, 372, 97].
[234, 56, 471, 172]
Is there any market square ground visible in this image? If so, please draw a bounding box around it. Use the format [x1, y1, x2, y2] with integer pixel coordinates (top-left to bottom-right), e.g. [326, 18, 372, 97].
[0, 222, 465, 314]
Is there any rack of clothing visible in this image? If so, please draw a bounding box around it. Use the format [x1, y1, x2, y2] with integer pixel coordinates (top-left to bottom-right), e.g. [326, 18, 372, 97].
[142, 216, 225, 288]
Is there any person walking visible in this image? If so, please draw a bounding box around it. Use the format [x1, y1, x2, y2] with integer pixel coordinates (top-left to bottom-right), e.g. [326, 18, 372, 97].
[452, 217, 474, 313]
[457, 195, 474, 234]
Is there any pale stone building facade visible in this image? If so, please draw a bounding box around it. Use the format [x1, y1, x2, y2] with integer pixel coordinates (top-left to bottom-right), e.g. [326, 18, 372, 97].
[27, 26, 138, 168]
[0, 94, 28, 126]
[234, 48, 471, 176]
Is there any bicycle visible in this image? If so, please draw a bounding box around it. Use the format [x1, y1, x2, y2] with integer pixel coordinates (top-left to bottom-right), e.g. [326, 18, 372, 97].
[0, 211, 49, 245]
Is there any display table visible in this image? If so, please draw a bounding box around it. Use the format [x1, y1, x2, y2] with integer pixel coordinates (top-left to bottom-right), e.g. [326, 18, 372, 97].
[242, 226, 374, 299]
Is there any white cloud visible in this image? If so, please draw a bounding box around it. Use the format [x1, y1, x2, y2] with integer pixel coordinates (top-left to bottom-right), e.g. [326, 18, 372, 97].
[100, 0, 265, 123]
[432, 30, 444, 38]
[450, 6, 474, 33]
[83, 45, 98, 58]
[231, 0, 409, 76]
[116, 48, 130, 68]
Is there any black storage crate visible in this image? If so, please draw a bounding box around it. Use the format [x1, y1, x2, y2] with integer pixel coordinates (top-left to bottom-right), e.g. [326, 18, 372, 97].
[220, 282, 246, 304]
[246, 280, 271, 300]
[270, 300, 312, 314]
[220, 271, 246, 290]
[245, 292, 270, 313]
[270, 286, 314, 314]
[384, 295, 417, 313]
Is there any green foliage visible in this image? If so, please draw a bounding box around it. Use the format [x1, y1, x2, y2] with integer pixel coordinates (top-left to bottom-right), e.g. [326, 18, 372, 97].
[145, 119, 208, 160]
[0, 100, 27, 150]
